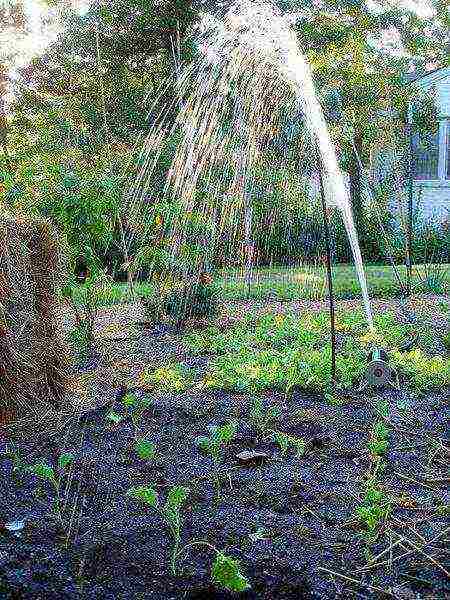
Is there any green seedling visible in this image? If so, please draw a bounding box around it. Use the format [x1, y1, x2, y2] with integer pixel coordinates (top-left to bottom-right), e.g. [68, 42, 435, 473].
[250, 397, 281, 438]
[196, 421, 237, 502]
[127, 485, 189, 575]
[367, 438, 388, 456]
[273, 431, 306, 458]
[368, 420, 389, 457]
[324, 393, 345, 406]
[125, 486, 252, 594]
[438, 301, 449, 313]
[211, 552, 250, 592]
[106, 411, 123, 424]
[1, 446, 27, 476]
[122, 392, 153, 428]
[376, 399, 389, 419]
[356, 485, 391, 535]
[135, 439, 156, 460]
[27, 452, 75, 526]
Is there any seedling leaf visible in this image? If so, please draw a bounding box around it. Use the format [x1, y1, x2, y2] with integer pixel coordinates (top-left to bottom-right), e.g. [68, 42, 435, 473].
[58, 453, 75, 470]
[135, 440, 156, 460]
[211, 552, 250, 592]
[29, 463, 55, 481]
[127, 486, 158, 507]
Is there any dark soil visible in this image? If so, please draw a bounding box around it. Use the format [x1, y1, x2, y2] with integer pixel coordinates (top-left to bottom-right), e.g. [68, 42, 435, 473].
[0, 298, 448, 600]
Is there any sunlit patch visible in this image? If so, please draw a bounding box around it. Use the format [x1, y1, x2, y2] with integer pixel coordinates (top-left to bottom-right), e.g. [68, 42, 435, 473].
[292, 272, 323, 283]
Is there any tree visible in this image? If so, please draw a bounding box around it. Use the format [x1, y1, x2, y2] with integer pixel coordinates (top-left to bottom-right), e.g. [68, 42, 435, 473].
[0, 0, 27, 166]
[286, 0, 447, 253]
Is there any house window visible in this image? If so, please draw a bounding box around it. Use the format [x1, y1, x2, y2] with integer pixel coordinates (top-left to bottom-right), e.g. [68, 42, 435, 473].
[412, 130, 439, 180]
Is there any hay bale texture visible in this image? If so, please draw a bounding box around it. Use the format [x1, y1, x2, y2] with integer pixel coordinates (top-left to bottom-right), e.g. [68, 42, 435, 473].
[0, 213, 68, 424]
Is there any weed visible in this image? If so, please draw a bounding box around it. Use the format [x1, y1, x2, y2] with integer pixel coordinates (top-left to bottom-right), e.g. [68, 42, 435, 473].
[196, 421, 237, 502]
[27, 453, 75, 527]
[273, 431, 306, 457]
[139, 364, 192, 394]
[391, 349, 450, 392]
[250, 397, 281, 438]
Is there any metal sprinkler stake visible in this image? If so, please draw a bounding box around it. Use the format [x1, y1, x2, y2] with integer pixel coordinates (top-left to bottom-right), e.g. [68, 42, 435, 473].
[359, 348, 400, 392]
[315, 147, 337, 387]
[406, 102, 414, 296]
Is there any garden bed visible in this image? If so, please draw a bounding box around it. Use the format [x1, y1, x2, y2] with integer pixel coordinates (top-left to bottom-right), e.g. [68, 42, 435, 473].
[0, 296, 448, 599]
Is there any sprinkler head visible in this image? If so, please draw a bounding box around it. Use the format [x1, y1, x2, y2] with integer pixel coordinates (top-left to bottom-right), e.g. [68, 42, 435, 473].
[360, 347, 399, 391]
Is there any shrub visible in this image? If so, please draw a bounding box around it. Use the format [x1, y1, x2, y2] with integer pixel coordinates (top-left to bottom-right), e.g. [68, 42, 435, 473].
[163, 279, 218, 325]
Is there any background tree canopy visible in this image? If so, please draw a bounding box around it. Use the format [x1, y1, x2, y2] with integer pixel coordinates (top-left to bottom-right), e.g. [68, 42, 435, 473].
[0, 0, 448, 277]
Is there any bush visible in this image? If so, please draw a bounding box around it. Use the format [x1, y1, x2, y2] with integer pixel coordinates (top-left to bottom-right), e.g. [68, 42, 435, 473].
[163, 278, 218, 325]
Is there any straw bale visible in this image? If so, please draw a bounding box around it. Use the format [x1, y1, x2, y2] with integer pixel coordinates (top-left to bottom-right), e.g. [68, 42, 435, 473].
[0, 213, 69, 423]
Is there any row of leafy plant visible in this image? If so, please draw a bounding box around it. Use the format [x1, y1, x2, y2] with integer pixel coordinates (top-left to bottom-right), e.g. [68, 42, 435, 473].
[183, 309, 449, 394]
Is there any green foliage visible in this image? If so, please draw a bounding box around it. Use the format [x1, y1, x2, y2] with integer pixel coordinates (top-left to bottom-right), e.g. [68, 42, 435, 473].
[443, 331, 450, 352]
[356, 485, 391, 534]
[135, 439, 156, 460]
[391, 349, 450, 392]
[106, 411, 123, 424]
[250, 398, 281, 437]
[163, 281, 218, 325]
[211, 553, 250, 593]
[196, 421, 237, 501]
[127, 484, 189, 574]
[273, 431, 306, 458]
[68, 319, 93, 362]
[127, 485, 158, 507]
[27, 453, 75, 526]
[139, 364, 192, 394]
[121, 392, 153, 427]
[368, 421, 389, 456]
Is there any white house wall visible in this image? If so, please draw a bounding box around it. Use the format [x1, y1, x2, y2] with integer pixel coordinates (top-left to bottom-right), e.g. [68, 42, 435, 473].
[438, 82, 450, 116]
[370, 69, 450, 225]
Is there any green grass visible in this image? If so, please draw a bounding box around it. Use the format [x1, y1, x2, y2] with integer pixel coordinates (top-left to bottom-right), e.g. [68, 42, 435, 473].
[68, 263, 449, 307]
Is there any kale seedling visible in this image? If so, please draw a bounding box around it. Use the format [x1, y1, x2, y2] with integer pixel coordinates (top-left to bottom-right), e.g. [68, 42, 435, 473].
[250, 397, 281, 439]
[126, 485, 252, 592]
[211, 552, 250, 592]
[273, 431, 306, 458]
[368, 421, 389, 456]
[27, 452, 75, 527]
[134, 438, 156, 460]
[356, 485, 391, 537]
[196, 421, 237, 502]
[126, 485, 189, 575]
[122, 392, 153, 429]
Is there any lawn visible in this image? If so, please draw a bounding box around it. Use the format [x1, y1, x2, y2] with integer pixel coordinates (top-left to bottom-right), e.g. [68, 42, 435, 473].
[70, 263, 449, 307]
[0, 294, 448, 599]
